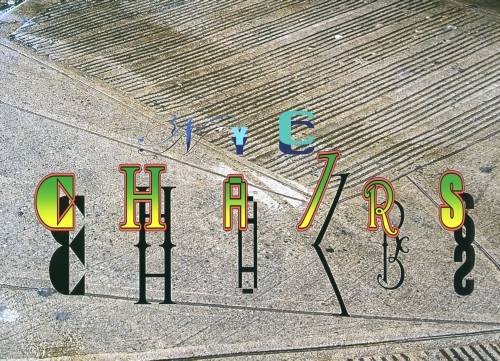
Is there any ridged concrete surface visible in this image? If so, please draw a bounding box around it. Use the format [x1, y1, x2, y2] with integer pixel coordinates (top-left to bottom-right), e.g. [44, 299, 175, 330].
[0, 0, 498, 359]
[10, 0, 500, 194]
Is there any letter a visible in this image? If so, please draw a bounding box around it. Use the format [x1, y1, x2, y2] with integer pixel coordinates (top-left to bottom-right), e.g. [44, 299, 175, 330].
[223, 174, 248, 231]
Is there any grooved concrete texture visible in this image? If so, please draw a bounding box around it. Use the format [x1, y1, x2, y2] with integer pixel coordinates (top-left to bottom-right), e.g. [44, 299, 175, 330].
[0, 0, 498, 359]
[9, 0, 500, 194]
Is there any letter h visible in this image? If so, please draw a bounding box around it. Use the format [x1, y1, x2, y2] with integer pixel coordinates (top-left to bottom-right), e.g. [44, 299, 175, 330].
[135, 186, 175, 304]
[238, 196, 258, 293]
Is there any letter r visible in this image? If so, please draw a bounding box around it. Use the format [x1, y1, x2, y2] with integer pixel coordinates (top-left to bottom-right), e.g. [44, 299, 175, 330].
[362, 178, 399, 238]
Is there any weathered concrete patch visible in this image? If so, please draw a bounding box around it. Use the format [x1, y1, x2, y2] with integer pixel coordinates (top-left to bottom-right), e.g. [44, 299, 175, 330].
[0, 304, 19, 322]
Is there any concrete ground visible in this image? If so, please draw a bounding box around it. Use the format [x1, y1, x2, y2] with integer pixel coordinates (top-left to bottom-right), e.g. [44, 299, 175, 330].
[0, 0, 498, 360]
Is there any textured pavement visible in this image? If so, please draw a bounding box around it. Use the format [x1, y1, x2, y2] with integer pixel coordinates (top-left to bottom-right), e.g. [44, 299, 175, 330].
[0, 0, 499, 360]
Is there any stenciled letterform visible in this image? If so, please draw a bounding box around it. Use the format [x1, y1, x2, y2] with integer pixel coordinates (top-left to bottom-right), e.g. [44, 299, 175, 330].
[439, 171, 475, 295]
[231, 127, 248, 155]
[362, 178, 399, 238]
[453, 193, 475, 295]
[119, 164, 174, 304]
[298, 151, 349, 316]
[119, 164, 166, 231]
[35, 174, 85, 295]
[376, 201, 409, 290]
[439, 171, 465, 231]
[223, 174, 248, 231]
[297, 151, 340, 231]
[223, 175, 257, 293]
[279, 110, 315, 155]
